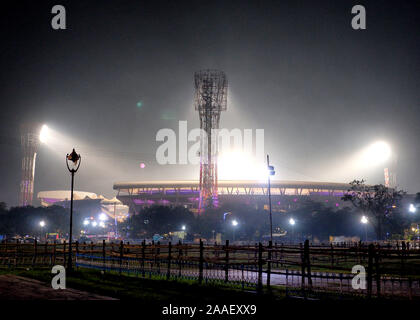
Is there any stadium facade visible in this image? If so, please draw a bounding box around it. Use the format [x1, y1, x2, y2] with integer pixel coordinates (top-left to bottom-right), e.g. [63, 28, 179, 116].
[113, 180, 353, 215]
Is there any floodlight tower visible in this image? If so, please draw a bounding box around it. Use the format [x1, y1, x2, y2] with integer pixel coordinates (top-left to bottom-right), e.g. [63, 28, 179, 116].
[19, 123, 42, 206]
[194, 70, 227, 213]
[384, 155, 398, 189]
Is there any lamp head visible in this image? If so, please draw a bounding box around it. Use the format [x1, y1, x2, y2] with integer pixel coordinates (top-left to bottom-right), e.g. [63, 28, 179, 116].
[67, 148, 80, 165]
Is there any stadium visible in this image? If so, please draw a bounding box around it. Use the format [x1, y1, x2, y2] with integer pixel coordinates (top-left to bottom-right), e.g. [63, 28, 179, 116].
[113, 180, 353, 214]
[37, 190, 129, 221]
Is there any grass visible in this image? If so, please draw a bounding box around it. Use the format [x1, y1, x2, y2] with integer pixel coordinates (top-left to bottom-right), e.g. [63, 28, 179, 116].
[1, 266, 416, 302]
[0, 267, 279, 303]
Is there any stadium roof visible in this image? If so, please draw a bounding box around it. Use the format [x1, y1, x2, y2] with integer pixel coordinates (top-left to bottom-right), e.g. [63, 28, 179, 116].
[113, 180, 351, 190]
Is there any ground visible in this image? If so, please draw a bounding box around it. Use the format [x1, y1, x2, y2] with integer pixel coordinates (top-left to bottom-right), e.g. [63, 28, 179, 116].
[0, 267, 277, 302]
[0, 274, 116, 300]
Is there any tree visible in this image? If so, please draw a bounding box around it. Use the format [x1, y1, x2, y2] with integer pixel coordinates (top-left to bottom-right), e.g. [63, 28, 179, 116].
[415, 193, 420, 205]
[342, 180, 406, 240]
[121, 206, 196, 238]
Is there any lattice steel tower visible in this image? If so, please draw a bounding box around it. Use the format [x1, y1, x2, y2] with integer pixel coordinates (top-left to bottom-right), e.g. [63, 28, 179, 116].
[194, 70, 227, 212]
[19, 123, 41, 206]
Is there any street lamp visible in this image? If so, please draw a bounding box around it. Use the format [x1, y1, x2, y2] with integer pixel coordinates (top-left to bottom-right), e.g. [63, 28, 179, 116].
[39, 220, 46, 241]
[232, 219, 238, 242]
[267, 154, 275, 243]
[181, 225, 186, 231]
[289, 218, 295, 242]
[99, 213, 108, 221]
[66, 148, 81, 272]
[409, 204, 417, 213]
[361, 215, 368, 242]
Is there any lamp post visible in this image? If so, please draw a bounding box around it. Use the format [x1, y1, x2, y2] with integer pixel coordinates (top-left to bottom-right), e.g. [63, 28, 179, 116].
[66, 148, 81, 272]
[113, 201, 118, 239]
[361, 215, 368, 242]
[232, 219, 238, 242]
[39, 220, 46, 241]
[267, 155, 275, 243]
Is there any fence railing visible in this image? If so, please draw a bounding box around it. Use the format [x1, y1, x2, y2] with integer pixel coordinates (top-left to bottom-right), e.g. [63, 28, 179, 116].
[1, 239, 419, 299]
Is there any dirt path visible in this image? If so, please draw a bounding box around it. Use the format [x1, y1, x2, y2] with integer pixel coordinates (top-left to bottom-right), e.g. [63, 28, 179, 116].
[0, 275, 117, 300]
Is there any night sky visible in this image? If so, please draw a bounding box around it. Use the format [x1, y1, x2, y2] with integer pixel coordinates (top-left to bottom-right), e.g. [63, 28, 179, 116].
[0, 0, 419, 206]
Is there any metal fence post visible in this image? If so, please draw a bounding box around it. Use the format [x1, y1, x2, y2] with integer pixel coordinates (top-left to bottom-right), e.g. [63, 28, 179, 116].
[178, 240, 182, 278]
[44, 241, 47, 266]
[63, 240, 67, 268]
[304, 239, 312, 290]
[142, 240, 146, 277]
[300, 242, 305, 291]
[14, 239, 18, 267]
[167, 241, 172, 280]
[257, 242, 263, 294]
[157, 241, 161, 275]
[374, 245, 381, 297]
[33, 239, 37, 267]
[198, 239, 204, 284]
[53, 240, 57, 266]
[401, 241, 406, 277]
[267, 241, 272, 290]
[75, 241, 79, 270]
[119, 240, 123, 275]
[225, 240, 229, 283]
[367, 244, 374, 298]
[102, 239, 106, 271]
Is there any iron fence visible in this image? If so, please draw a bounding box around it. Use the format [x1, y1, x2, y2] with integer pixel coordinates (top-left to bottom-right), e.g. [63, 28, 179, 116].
[1, 239, 420, 299]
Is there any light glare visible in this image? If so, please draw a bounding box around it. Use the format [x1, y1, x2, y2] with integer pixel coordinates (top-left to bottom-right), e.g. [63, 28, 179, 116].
[99, 213, 108, 221]
[218, 151, 266, 180]
[362, 141, 391, 165]
[39, 125, 49, 144]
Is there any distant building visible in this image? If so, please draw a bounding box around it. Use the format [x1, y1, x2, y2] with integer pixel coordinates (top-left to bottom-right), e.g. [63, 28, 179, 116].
[37, 190, 129, 222]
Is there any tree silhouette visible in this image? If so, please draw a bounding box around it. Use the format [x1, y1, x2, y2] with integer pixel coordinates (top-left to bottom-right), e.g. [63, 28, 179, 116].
[342, 180, 406, 240]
